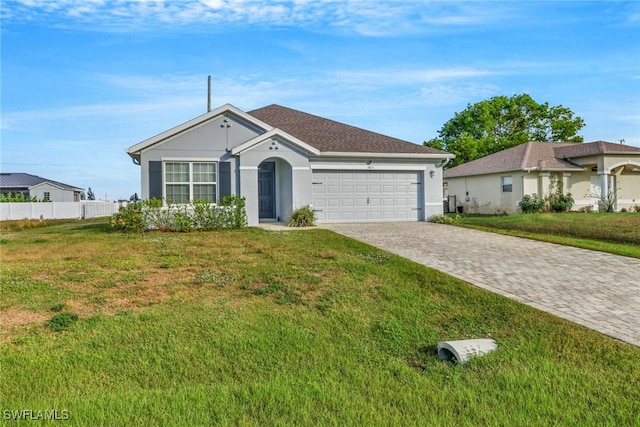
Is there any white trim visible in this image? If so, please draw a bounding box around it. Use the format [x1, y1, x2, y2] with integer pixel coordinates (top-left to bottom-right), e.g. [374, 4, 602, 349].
[318, 151, 453, 160]
[231, 129, 320, 156]
[161, 157, 220, 162]
[292, 166, 310, 171]
[424, 202, 444, 206]
[239, 166, 259, 171]
[29, 181, 84, 192]
[311, 164, 426, 171]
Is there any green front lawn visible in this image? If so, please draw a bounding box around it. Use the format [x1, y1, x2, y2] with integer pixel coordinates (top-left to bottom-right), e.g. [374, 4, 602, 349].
[1, 220, 639, 425]
[452, 212, 640, 258]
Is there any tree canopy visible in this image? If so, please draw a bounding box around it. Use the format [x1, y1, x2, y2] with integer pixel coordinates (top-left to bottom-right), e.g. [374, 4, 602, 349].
[424, 94, 585, 167]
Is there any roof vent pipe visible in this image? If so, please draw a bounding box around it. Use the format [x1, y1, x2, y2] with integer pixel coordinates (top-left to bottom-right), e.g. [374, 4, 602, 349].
[207, 75, 212, 113]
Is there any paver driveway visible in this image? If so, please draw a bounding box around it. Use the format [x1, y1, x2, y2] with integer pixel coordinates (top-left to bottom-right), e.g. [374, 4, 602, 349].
[321, 222, 640, 347]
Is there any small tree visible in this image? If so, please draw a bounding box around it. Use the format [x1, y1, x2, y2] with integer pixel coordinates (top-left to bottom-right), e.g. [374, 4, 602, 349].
[129, 192, 139, 202]
[87, 187, 96, 200]
[586, 184, 618, 212]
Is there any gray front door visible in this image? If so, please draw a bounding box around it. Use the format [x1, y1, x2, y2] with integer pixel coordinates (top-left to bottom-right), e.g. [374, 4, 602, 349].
[258, 162, 276, 219]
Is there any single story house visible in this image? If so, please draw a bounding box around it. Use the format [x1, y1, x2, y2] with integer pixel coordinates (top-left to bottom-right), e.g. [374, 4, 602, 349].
[443, 141, 640, 213]
[126, 103, 453, 226]
[0, 173, 84, 202]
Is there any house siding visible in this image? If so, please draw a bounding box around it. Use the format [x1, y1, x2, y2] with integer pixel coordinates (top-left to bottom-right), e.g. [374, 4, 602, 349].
[29, 183, 78, 202]
[446, 172, 524, 214]
[447, 169, 640, 213]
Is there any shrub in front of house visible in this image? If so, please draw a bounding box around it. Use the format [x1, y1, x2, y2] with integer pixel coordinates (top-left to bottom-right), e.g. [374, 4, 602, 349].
[430, 214, 463, 224]
[547, 190, 575, 213]
[0, 192, 39, 202]
[110, 196, 247, 233]
[288, 205, 315, 227]
[518, 194, 545, 213]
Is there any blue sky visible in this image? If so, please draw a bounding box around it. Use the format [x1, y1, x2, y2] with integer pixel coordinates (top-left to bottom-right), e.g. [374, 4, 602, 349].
[2, 0, 639, 201]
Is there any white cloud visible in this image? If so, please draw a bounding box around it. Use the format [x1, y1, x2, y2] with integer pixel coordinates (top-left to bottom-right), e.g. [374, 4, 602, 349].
[329, 67, 499, 86]
[4, 0, 516, 35]
[418, 83, 500, 106]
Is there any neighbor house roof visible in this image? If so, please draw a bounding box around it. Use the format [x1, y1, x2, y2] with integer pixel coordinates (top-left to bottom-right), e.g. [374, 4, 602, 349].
[0, 173, 83, 191]
[553, 140, 640, 158]
[248, 104, 448, 155]
[444, 141, 640, 178]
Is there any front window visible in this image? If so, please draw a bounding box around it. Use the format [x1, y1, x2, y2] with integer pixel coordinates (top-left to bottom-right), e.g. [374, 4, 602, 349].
[43, 191, 50, 201]
[165, 162, 216, 203]
[501, 176, 513, 193]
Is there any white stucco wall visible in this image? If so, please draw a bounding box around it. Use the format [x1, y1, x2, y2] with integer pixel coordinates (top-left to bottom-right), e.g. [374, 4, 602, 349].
[447, 168, 640, 213]
[445, 172, 524, 214]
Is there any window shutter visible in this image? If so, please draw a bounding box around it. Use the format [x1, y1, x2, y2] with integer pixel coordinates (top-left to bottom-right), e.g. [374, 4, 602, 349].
[149, 161, 162, 200]
[218, 161, 232, 199]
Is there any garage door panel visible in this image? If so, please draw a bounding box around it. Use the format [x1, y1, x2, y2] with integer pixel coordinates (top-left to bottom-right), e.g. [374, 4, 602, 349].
[341, 185, 354, 194]
[382, 185, 394, 193]
[355, 211, 368, 220]
[312, 170, 422, 223]
[382, 211, 397, 220]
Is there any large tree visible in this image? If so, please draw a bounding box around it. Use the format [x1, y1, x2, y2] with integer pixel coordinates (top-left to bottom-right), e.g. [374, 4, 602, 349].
[425, 94, 585, 167]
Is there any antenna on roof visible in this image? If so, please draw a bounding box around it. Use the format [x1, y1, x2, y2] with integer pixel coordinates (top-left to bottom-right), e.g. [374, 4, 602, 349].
[619, 139, 625, 144]
[207, 75, 212, 113]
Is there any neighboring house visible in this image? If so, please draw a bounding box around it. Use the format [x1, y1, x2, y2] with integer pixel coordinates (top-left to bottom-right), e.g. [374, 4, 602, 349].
[443, 141, 640, 214]
[126, 103, 453, 226]
[0, 173, 84, 202]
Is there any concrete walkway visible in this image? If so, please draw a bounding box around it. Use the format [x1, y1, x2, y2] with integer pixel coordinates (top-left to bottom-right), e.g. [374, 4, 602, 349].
[320, 222, 640, 347]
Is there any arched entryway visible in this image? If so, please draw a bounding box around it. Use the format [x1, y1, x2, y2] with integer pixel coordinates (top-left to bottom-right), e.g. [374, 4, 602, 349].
[258, 158, 293, 222]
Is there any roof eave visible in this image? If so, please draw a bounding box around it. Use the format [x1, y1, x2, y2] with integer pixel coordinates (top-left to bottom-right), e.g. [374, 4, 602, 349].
[317, 151, 454, 159]
[231, 129, 320, 156]
[444, 165, 585, 179]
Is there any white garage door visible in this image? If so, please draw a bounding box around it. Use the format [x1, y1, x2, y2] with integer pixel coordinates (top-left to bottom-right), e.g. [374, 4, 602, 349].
[312, 170, 422, 223]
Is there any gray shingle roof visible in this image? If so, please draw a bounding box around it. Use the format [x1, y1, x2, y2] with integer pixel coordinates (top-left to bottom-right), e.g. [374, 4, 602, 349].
[443, 141, 599, 178]
[248, 104, 448, 155]
[0, 173, 82, 191]
[553, 140, 640, 158]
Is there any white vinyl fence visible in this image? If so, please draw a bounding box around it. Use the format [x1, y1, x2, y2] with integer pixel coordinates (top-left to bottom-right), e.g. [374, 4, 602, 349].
[0, 201, 124, 221]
